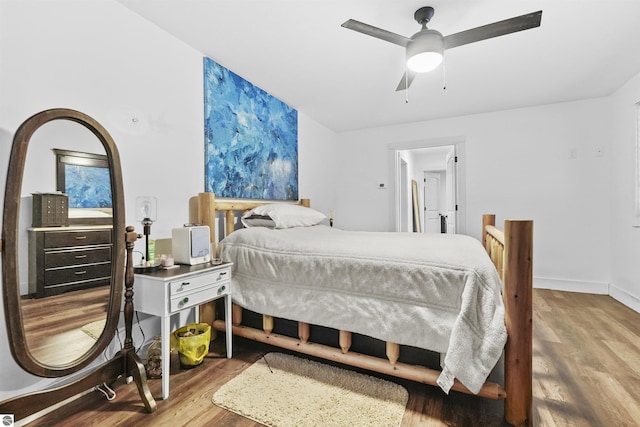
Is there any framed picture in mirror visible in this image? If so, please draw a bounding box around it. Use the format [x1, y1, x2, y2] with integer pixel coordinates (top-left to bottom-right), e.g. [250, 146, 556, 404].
[54, 148, 112, 225]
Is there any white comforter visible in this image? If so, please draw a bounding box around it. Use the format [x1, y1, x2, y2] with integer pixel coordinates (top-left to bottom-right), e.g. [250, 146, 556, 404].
[219, 225, 507, 394]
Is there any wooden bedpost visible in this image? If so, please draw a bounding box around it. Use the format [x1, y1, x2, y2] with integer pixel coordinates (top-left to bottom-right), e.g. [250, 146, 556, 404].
[198, 192, 217, 340]
[198, 192, 217, 249]
[503, 219, 533, 427]
[482, 214, 496, 247]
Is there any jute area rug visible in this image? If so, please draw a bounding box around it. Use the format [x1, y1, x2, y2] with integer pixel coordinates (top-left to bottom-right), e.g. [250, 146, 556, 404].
[212, 352, 408, 427]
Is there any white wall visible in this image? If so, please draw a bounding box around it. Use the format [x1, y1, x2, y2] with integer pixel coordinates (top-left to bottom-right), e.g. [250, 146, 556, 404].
[609, 71, 640, 312]
[334, 98, 613, 294]
[0, 0, 337, 401]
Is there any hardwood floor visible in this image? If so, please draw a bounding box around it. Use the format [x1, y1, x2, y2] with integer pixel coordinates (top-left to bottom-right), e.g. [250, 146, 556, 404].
[20, 286, 109, 365]
[532, 290, 640, 426]
[22, 289, 640, 426]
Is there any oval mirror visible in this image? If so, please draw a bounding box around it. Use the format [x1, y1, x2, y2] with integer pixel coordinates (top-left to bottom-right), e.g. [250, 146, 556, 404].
[2, 108, 125, 377]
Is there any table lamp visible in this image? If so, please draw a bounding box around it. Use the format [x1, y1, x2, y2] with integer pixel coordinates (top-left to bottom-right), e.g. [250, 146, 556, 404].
[134, 195, 160, 273]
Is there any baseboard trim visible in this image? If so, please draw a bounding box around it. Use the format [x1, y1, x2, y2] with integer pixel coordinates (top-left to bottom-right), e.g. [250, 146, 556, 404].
[534, 277, 609, 294]
[608, 284, 640, 314]
[534, 277, 640, 314]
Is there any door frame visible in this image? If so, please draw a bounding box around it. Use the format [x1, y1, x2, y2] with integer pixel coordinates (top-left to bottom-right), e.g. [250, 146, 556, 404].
[389, 136, 466, 234]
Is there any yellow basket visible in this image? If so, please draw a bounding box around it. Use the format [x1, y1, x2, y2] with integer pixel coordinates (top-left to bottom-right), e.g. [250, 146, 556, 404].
[171, 323, 211, 367]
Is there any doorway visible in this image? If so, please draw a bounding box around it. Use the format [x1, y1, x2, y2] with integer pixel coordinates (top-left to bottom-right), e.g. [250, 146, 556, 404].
[399, 158, 409, 232]
[389, 138, 466, 234]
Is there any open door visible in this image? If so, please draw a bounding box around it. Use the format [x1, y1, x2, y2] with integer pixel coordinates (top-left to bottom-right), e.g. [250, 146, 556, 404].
[445, 148, 457, 234]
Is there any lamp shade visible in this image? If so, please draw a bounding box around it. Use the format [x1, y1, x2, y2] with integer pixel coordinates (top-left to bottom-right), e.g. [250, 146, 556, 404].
[135, 196, 157, 222]
[406, 29, 444, 73]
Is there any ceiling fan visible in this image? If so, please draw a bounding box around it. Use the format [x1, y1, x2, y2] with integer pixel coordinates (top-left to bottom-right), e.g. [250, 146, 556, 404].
[342, 7, 542, 91]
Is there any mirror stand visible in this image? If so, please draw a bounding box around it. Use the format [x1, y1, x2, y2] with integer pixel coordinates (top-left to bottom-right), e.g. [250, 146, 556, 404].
[0, 226, 156, 419]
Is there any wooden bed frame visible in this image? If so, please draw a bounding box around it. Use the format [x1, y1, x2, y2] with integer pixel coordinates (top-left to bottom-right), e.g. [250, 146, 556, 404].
[192, 192, 533, 427]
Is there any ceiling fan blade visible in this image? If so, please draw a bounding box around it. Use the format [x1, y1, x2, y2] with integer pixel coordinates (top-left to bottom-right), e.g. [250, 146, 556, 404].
[443, 10, 542, 49]
[342, 19, 411, 47]
[395, 70, 417, 92]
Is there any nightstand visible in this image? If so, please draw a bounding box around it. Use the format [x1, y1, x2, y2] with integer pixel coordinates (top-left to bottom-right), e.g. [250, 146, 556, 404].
[134, 262, 232, 400]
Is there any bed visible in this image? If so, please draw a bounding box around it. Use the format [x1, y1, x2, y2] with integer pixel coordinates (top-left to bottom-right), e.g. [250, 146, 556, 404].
[191, 192, 532, 427]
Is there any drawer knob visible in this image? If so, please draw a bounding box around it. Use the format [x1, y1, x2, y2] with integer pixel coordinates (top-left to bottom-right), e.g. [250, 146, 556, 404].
[218, 285, 225, 294]
[75, 270, 87, 275]
[182, 297, 189, 305]
[75, 235, 87, 240]
[182, 281, 190, 286]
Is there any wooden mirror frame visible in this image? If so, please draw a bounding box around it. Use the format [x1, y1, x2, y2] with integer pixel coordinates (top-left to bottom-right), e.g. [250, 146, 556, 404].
[1, 108, 125, 377]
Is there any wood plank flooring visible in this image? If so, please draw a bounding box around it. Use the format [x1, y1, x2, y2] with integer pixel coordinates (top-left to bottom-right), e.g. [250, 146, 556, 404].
[20, 286, 109, 365]
[21, 289, 640, 426]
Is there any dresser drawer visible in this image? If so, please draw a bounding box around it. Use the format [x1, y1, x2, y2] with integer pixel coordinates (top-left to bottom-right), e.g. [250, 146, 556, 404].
[44, 262, 111, 286]
[170, 282, 229, 312]
[169, 268, 230, 297]
[45, 246, 112, 268]
[44, 229, 112, 248]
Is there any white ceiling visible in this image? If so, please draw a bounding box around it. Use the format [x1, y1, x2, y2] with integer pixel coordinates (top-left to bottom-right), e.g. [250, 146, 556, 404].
[118, 0, 640, 133]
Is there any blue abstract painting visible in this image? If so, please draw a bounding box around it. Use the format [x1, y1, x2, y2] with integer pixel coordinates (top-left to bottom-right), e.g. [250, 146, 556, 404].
[203, 57, 298, 200]
[65, 164, 112, 208]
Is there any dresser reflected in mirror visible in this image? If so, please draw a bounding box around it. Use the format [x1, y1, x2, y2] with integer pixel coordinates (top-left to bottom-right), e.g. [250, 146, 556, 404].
[20, 121, 112, 367]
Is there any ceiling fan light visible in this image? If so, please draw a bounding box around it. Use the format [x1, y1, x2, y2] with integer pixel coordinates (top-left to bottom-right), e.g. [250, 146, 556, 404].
[407, 52, 443, 73]
[406, 29, 444, 73]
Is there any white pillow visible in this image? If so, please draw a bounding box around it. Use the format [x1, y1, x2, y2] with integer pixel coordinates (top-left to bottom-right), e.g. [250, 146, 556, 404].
[241, 203, 326, 229]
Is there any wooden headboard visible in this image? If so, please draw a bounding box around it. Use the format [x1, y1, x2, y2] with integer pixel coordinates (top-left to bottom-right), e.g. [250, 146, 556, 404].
[190, 192, 310, 254]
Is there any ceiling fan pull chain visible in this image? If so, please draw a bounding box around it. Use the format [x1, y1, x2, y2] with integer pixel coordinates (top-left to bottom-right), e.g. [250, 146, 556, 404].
[442, 55, 447, 90]
[405, 68, 410, 103]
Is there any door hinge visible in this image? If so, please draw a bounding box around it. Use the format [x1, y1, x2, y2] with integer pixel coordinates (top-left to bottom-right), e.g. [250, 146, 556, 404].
[455, 205, 459, 211]
[455, 156, 458, 162]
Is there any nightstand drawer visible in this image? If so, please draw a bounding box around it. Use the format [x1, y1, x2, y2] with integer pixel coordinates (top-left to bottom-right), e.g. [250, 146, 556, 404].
[170, 282, 229, 312]
[169, 268, 230, 297]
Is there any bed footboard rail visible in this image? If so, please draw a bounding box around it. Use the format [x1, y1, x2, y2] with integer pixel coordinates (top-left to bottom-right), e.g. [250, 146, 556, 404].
[483, 214, 533, 427]
[212, 309, 507, 400]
